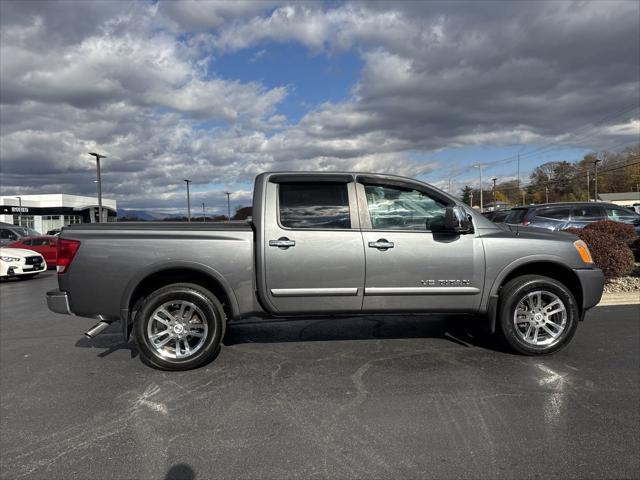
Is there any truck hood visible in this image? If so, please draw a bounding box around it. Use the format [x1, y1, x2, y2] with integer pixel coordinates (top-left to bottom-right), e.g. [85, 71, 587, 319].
[505, 224, 576, 242]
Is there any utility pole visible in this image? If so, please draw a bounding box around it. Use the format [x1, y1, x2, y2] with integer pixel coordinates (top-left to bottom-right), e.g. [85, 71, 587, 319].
[89, 152, 106, 222]
[492, 177, 497, 207]
[522, 190, 526, 205]
[470, 191, 474, 209]
[202, 202, 205, 222]
[517, 152, 520, 191]
[587, 170, 590, 201]
[225, 192, 232, 221]
[594, 158, 601, 202]
[545, 186, 549, 203]
[474, 164, 483, 212]
[184, 179, 192, 221]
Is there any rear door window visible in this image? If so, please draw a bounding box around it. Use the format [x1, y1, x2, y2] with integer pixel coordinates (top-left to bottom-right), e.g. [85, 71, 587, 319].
[279, 183, 351, 229]
[0, 229, 18, 241]
[605, 207, 638, 222]
[571, 206, 605, 220]
[507, 209, 528, 224]
[536, 207, 571, 220]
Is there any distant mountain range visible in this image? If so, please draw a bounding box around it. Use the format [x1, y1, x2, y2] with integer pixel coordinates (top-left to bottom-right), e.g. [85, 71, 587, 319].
[117, 209, 179, 221]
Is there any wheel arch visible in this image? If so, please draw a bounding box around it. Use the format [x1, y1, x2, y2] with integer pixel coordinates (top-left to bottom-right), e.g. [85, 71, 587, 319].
[119, 261, 239, 339]
[486, 257, 583, 333]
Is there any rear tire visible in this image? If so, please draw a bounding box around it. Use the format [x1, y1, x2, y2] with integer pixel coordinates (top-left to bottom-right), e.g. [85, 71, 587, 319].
[134, 283, 225, 371]
[498, 275, 579, 355]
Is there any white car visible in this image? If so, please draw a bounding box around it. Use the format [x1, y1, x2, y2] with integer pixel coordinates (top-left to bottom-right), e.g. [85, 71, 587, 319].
[0, 247, 47, 279]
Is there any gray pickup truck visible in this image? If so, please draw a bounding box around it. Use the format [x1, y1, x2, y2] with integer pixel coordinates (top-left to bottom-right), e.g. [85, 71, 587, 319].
[47, 172, 604, 370]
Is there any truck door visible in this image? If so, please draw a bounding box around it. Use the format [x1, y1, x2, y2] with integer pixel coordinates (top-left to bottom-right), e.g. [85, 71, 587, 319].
[357, 178, 484, 313]
[261, 177, 365, 314]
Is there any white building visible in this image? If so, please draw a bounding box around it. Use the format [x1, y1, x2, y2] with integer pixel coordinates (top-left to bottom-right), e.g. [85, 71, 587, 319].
[0, 194, 117, 234]
[598, 192, 640, 207]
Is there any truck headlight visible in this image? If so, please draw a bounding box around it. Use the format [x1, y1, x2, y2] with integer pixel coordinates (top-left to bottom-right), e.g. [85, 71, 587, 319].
[573, 240, 593, 264]
[0, 256, 20, 262]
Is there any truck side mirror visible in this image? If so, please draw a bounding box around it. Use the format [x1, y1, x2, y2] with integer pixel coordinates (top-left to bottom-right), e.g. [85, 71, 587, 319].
[431, 206, 472, 234]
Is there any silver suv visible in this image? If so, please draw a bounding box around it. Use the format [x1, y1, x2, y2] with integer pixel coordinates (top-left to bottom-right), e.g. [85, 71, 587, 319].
[505, 202, 640, 233]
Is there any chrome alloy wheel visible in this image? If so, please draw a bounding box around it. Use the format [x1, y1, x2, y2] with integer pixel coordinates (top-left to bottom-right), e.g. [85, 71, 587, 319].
[513, 290, 567, 347]
[146, 300, 208, 359]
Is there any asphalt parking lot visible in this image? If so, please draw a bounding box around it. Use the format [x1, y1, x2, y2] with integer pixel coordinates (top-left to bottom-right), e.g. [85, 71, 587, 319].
[1, 271, 638, 480]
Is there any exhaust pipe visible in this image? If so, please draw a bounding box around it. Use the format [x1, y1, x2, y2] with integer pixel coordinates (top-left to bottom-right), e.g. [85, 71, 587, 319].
[85, 321, 111, 339]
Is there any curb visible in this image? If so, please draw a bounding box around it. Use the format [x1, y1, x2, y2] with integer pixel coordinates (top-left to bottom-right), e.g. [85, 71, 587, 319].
[598, 292, 640, 306]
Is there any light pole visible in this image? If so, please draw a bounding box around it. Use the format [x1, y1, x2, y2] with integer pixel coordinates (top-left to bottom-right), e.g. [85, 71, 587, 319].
[15, 196, 22, 227]
[184, 179, 192, 221]
[202, 202, 206, 222]
[225, 192, 232, 221]
[89, 152, 106, 222]
[491, 177, 497, 207]
[474, 164, 483, 212]
[594, 159, 601, 202]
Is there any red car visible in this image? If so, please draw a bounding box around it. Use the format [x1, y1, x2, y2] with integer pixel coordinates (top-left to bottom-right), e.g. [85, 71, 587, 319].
[7, 236, 58, 267]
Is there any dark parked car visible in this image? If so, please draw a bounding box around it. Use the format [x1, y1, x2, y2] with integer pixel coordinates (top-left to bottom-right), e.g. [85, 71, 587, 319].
[0, 222, 41, 246]
[483, 210, 511, 223]
[504, 202, 640, 234]
[6, 236, 58, 266]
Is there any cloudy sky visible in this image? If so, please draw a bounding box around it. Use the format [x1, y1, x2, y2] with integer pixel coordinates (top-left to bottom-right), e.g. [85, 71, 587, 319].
[1, 0, 638, 215]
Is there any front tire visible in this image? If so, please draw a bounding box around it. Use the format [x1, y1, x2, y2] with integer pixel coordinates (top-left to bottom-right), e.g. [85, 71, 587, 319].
[134, 283, 225, 370]
[498, 275, 579, 355]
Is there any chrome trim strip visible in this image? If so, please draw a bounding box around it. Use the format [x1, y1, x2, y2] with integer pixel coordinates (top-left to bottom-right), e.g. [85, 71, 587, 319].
[270, 288, 359, 297]
[364, 287, 480, 296]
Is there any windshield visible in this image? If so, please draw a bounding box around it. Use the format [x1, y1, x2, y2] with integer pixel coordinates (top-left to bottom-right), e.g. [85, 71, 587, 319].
[14, 227, 40, 237]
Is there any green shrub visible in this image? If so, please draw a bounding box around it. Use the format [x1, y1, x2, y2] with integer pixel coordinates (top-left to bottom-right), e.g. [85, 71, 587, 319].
[563, 227, 634, 279]
[584, 220, 637, 244]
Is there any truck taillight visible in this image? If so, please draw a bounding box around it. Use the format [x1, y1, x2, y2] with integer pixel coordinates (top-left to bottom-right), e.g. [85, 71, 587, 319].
[57, 239, 81, 274]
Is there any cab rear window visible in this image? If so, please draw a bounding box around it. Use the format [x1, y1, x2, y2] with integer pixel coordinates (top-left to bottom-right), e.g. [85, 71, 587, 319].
[278, 183, 351, 229]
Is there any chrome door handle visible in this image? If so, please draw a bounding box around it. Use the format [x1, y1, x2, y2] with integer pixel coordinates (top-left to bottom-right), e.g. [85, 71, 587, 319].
[269, 237, 296, 249]
[368, 239, 394, 250]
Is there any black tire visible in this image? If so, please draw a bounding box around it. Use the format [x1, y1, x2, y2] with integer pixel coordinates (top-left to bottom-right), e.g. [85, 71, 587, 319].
[498, 274, 579, 355]
[134, 283, 225, 371]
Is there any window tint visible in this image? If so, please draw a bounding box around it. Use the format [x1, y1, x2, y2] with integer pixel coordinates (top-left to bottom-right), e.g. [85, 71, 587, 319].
[0, 229, 18, 241]
[22, 239, 33, 246]
[30, 238, 49, 246]
[506, 209, 529, 224]
[492, 211, 510, 222]
[279, 183, 351, 229]
[605, 207, 637, 221]
[536, 207, 571, 220]
[572, 206, 604, 220]
[364, 184, 446, 230]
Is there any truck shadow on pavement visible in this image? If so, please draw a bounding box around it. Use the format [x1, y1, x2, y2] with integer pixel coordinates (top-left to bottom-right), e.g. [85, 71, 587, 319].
[74, 315, 506, 358]
[223, 315, 505, 352]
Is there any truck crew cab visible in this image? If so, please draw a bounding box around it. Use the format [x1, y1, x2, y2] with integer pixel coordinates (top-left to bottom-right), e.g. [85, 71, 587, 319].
[47, 172, 604, 370]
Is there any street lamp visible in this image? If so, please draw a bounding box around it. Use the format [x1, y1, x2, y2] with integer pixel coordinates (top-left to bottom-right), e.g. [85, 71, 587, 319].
[474, 164, 483, 212]
[15, 196, 22, 227]
[491, 177, 497, 207]
[89, 152, 106, 222]
[184, 179, 192, 221]
[225, 192, 232, 221]
[594, 159, 602, 202]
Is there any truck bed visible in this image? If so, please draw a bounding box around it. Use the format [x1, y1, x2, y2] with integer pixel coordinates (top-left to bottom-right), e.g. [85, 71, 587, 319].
[58, 221, 258, 324]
